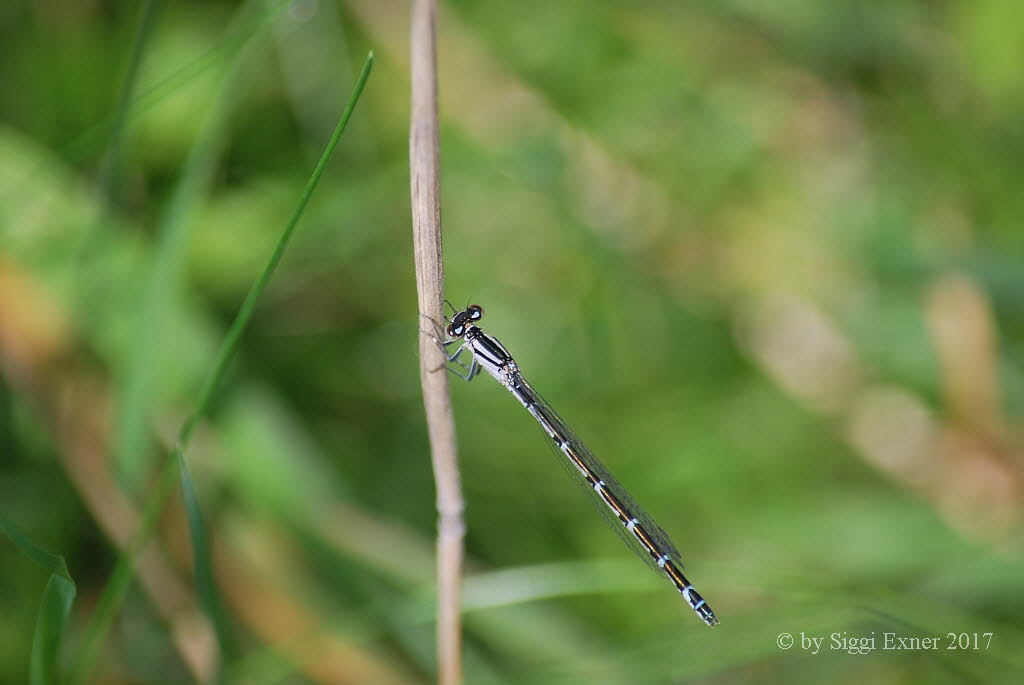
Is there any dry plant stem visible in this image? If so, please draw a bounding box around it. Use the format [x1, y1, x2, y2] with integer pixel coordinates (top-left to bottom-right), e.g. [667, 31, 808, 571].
[410, 0, 464, 683]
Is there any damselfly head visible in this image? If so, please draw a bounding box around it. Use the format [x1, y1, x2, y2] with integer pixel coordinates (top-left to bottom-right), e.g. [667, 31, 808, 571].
[445, 304, 484, 338]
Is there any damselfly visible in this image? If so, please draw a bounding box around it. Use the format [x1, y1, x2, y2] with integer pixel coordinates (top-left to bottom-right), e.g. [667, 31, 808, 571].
[430, 303, 718, 627]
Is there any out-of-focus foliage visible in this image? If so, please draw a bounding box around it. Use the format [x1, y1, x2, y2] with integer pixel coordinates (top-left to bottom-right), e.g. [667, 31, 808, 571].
[1, 1, 1023, 683]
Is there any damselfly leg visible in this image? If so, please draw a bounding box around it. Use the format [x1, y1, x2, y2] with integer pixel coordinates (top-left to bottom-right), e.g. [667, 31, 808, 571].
[419, 313, 479, 380]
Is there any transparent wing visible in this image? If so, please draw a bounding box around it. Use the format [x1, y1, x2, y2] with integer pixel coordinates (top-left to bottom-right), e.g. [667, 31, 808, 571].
[509, 374, 684, 572]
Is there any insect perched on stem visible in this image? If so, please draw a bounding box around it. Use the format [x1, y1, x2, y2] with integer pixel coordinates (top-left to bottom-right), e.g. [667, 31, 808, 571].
[428, 303, 718, 627]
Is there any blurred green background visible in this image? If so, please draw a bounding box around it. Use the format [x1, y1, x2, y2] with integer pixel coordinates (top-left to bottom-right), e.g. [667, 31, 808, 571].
[2, 1, 1023, 683]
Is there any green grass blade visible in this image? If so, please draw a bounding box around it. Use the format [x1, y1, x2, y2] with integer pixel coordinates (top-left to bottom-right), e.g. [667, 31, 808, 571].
[172, 50, 373, 678]
[0, 514, 77, 685]
[178, 50, 375, 443]
[114, 0, 281, 492]
[176, 452, 236, 678]
[0, 1, 293, 212]
[74, 0, 161, 345]
[68, 50, 374, 684]
[94, 0, 161, 209]
[65, 460, 178, 685]
[69, 2, 279, 681]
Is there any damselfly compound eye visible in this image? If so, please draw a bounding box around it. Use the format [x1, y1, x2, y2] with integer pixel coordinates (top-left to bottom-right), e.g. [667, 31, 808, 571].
[447, 323, 464, 338]
[468, 305, 484, 321]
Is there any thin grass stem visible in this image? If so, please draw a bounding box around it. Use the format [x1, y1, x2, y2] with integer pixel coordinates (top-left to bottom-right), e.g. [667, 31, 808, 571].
[409, 2, 464, 683]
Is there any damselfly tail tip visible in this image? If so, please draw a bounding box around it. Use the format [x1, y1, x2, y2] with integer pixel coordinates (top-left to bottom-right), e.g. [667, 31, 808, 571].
[677, 583, 717, 626]
[687, 601, 717, 627]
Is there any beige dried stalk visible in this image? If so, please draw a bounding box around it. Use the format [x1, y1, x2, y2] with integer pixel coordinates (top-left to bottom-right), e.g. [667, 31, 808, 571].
[409, 1, 465, 683]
